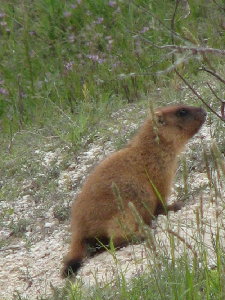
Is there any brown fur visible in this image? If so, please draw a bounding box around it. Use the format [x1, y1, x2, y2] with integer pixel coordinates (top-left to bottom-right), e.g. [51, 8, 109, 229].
[62, 104, 206, 278]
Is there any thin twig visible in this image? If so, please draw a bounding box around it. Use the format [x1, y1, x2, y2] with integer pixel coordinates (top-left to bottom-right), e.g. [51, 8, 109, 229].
[0, 245, 22, 251]
[212, 0, 225, 11]
[147, 50, 177, 70]
[181, 0, 191, 19]
[175, 70, 225, 121]
[156, 54, 198, 76]
[206, 82, 224, 104]
[206, 82, 225, 119]
[200, 66, 225, 85]
[171, 0, 181, 63]
[133, 3, 189, 44]
[138, 38, 225, 56]
[221, 103, 225, 119]
[167, 229, 198, 259]
[158, 45, 225, 56]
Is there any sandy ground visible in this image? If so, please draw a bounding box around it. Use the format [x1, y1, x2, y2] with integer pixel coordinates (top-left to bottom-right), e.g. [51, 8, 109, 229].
[0, 117, 224, 299]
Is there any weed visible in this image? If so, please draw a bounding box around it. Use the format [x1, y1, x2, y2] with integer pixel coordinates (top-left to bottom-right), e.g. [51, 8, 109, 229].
[1, 1, 225, 299]
[0, 0, 224, 141]
[9, 218, 30, 238]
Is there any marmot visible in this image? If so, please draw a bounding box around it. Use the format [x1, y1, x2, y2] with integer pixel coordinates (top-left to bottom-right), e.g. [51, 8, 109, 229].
[62, 104, 206, 278]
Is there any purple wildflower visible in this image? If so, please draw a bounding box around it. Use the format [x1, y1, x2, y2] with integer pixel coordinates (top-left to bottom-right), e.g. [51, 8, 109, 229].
[68, 34, 75, 43]
[112, 61, 120, 69]
[108, 1, 117, 7]
[64, 61, 74, 71]
[63, 11, 72, 18]
[106, 38, 113, 51]
[0, 88, 8, 95]
[87, 54, 105, 64]
[94, 17, 104, 25]
[0, 21, 7, 27]
[140, 26, 149, 33]
[29, 31, 37, 36]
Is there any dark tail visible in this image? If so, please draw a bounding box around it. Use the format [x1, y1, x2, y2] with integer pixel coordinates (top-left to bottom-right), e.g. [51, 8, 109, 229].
[61, 236, 87, 278]
[61, 257, 83, 278]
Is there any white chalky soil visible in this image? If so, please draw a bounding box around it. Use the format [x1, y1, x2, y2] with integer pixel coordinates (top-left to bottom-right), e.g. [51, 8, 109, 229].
[0, 121, 224, 299]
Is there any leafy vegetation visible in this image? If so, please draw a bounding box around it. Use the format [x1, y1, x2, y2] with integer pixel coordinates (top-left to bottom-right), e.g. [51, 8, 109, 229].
[0, 0, 224, 141]
[0, 0, 225, 299]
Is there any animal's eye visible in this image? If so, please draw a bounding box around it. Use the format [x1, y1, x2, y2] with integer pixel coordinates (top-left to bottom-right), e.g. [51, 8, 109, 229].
[176, 109, 189, 117]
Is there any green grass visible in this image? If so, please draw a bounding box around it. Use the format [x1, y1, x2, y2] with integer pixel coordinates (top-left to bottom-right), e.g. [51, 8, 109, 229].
[0, 0, 225, 299]
[0, 98, 223, 299]
[0, 0, 225, 141]
[41, 253, 225, 300]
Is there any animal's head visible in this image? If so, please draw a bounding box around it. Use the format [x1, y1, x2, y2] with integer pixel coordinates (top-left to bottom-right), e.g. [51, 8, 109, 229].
[154, 104, 206, 149]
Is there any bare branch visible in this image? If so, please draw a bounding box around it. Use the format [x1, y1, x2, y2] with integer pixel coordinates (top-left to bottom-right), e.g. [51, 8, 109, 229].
[175, 70, 225, 122]
[146, 50, 177, 70]
[157, 45, 225, 56]
[206, 82, 224, 104]
[221, 102, 225, 120]
[167, 229, 198, 259]
[139, 38, 225, 57]
[0, 245, 21, 252]
[206, 82, 225, 120]
[156, 54, 199, 76]
[133, 3, 189, 44]
[200, 66, 225, 85]
[171, 0, 181, 63]
[212, 0, 225, 11]
[181, 0, 191, 19]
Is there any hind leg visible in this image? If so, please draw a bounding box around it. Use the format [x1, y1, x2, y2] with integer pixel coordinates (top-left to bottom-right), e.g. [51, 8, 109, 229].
[106, 210, 147, 249]
[85, 236, 110, 257]
[84, 212, 146, 258]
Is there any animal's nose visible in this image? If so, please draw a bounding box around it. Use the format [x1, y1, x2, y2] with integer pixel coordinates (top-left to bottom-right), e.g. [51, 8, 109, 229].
[198, 107, 207, 117]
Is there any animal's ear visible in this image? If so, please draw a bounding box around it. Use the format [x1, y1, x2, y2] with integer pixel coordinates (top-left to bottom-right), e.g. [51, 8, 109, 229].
[155, 112, 166, 126]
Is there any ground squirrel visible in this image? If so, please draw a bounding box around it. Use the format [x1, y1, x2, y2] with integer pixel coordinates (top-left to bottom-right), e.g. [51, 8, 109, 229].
[62, 104, 206, 278]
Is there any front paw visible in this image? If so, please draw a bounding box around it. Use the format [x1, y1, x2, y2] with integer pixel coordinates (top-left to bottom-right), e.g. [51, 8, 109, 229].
[172, 201, 185, 212]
